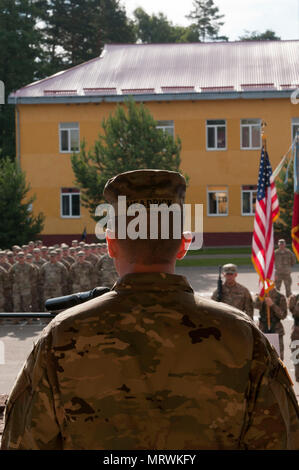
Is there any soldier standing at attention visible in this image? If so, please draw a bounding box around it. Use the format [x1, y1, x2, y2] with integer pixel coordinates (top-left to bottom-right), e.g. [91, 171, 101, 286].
[1, 169, 299, 450]
[289, 288, 299, 382]
[69, 251, 95, 293]
[95, 243, 118, 288]
[61, 245, 75, 266]
[211, 264, 253, 318]
[0, 251, 11, 272]
[0, 265, 8, 313]
[254, 288, 288, 360]
[9, 251, 35, 312]
[83, 244, 99, 266]
[40, 250, 68, 309]
[275, 239, 297, 297]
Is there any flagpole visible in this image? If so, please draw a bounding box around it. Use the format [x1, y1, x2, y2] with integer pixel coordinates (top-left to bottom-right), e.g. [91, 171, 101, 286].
[261, 121, 271, 332]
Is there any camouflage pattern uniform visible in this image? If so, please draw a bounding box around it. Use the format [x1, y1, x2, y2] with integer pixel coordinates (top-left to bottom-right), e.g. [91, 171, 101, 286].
[2, 169, 299, 450]
[275, 241, 296, 297]
[289, 293, 299, 382]
[40, 255, 68, 308]
[0, 252, 12, 311]
[254, 288, 288, 360]
[95, 253, 118, 288]
[0, 265, 8, 312]
[1, 272, 299, 450]
[211, 264, 253, 318]
[69, 253, 95, 292]
[9, 256, 36, 312]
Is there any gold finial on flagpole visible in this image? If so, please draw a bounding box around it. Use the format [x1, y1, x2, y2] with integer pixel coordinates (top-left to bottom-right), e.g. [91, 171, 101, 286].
[261, 120, 267, 151]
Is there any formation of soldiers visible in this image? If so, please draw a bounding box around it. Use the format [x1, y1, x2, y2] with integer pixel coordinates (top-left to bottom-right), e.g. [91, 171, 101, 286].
[0, 239, 118, 315]
[211, 238, 298, 380]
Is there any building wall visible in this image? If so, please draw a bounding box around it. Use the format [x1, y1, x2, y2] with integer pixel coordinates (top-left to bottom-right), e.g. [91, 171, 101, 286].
[17, 97, 298, 245]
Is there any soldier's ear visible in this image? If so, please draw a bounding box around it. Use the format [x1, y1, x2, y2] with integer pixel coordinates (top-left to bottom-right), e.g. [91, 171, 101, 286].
[176, 232, 192, 260]
[106, 229, 117, 259]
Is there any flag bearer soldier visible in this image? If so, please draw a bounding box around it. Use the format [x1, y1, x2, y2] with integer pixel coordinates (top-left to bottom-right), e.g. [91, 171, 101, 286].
[254, 288, 287, 360]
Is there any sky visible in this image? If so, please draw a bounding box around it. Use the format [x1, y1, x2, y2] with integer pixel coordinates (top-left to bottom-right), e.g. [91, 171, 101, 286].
[123, 0, 299, 41]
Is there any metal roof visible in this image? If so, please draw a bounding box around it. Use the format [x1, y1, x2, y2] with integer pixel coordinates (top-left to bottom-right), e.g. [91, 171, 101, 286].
[9, 41, 299, 100]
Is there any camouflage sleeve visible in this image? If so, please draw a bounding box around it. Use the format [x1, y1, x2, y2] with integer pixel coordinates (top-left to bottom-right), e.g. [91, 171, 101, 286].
[244, 289, 254, 319]
[241, 328, 299, 449]
[253, 294, 261, 309]
[1, 334, 63, 450]
[289, 295, 299, 316]
[211, 289, 218, 301]
[272, 294, 287, 320]
[61, 264, 69, 295]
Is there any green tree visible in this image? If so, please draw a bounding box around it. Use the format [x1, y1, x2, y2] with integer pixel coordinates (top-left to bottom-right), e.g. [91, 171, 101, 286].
[71, 99, 184, 218]
[0, 157, 45, 248]
[0, 0, 44, 158]
[186, 0, 228, 42]
[38, 0, 135, 69]
[239, 29, 281, 41]
[133, 7, 199, 44]
[274, 162, 293, 242]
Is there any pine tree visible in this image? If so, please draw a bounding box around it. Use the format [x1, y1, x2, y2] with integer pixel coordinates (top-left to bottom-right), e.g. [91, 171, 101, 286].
[71, 99, 184, 219]
[274, 162, 294, 242]
[186, 0, 227, 42]
[0, 0, 44, 157]
[0, 157, 45, 248]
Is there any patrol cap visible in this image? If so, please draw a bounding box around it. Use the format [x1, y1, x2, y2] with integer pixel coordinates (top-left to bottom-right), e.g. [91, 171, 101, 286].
[49, 250, 57, 256]
[0, 251, 6, 257]
[26, 253, 33, 258]
[222, 263, 237, 274]
[78, 251, 85, 257]
[7, 251, 14, 257]
[278, 239, 286, 244]
[103, 169, 186, 214]
[33, 248, 40, 253]
[17, 251, 25, 257]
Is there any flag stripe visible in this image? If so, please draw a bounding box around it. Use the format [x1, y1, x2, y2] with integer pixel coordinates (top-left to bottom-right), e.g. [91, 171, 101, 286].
[252, 148, 279, 299]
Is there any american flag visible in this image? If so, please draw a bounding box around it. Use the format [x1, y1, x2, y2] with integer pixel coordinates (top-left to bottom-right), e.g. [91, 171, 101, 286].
[252, 147, 279, 299]
[292, 134, 299, 260]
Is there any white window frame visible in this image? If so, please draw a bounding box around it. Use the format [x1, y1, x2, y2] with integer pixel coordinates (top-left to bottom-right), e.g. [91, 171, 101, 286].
[292, 118, 299, 142]
[60, 190, 81, 218]
[206, 120, 227, 151]
[240, 119, 262, 150]
[241, 186, 257, 216]
[59, 122, 80, 153]
[207, 186, 228, 216]
[156, 120, 174, 138]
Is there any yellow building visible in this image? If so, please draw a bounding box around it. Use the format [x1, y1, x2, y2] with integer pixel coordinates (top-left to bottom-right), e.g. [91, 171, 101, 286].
[9, 41, 299, 245]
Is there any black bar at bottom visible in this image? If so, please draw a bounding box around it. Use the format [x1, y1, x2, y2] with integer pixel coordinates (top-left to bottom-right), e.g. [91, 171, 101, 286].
[0, 313, 55, 318]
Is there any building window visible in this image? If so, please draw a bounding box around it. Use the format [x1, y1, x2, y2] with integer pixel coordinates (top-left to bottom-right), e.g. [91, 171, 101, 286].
[59, 122, 79, 153]
[206, 120, 226, 150]
[156, 120, 174, 138]
[241, 185, 257, 215]
[292, 118, 299, 141]
[61, 188, 80, 218]
[207, 186, 228, 216]
[241, 119, 261, 149]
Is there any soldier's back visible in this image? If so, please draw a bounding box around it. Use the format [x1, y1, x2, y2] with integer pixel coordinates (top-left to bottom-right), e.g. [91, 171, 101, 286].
[3, 272, 298, 450]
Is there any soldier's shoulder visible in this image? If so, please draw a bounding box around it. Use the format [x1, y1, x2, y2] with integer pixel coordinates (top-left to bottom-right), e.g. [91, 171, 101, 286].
[235, 282, 251, 294]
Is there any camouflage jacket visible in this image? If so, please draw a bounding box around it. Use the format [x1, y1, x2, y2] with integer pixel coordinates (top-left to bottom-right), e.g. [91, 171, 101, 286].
[95, 254, 118, 288]
[40, 261, 68, 292]
[211, 282, 253, 318]
[69, 261, 95, 291]
[254, 288, 287, 335]
[275, 248, 297, 274]
[8, 262, 36, 292]
[1, 273, 299, 450]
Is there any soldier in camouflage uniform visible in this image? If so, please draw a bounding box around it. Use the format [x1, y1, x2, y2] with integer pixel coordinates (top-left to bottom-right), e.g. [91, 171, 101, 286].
[0, 251, 11, 272]
[83, 244, 98, 267]
[26, 253, 40, 312]
[2, 170, 299, 450]
[9, 251, 35, 312]
[0, 265, 8, 312]
[275, 239, 297, 297]
[32, 248, 46, 269]
[211, 264, 253, 318]
[254, 288, 288, 360]
[69, 251, 95, 293]
[62, 245, 75, 266]
[95, 245, 118, 288]
[40, 251, 68, 309]
[6, 251, 15, 266]
[289, 289, 299, 382]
